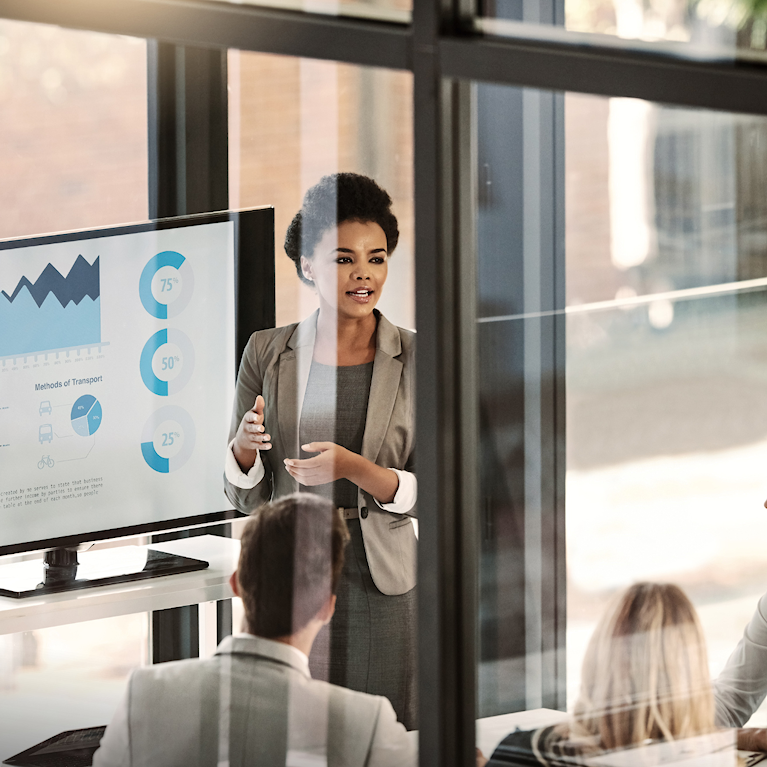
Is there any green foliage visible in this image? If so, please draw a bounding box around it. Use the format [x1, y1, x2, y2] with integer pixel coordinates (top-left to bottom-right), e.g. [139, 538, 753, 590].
[689, 0, 767, 28]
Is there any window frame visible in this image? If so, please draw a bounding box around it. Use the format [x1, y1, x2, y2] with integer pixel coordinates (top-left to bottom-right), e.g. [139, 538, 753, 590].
[3, 0, 767, 765]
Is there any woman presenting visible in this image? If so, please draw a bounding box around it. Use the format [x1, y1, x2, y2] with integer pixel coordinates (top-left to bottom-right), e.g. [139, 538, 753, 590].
[224, 173, 417, 728]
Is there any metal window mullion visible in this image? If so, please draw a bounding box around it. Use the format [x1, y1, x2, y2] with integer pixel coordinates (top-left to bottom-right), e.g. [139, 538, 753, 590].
[454, 77, 480, 760]
[148, 41, 231, 663]
[413, 42, 452, 766]
[439, 36, 767, 117]
[9, 0, 767, 116]
[519, 83, 566, 712]
[148, 41, 179, 220]
[522, 86, 544, 712]
[552, 84, 567, 711]
[414, 0, 479, 758]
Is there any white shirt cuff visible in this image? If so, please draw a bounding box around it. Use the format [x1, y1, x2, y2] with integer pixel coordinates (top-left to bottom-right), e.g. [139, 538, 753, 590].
[225, 440, 265, 489]
[375, 468, 417, 513]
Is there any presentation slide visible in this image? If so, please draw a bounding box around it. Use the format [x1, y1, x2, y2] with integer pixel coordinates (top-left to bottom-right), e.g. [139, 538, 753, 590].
[0, 221, 235, 549]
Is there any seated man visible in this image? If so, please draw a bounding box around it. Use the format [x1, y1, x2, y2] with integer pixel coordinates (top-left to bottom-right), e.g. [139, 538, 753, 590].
[93, 493, 417, 767]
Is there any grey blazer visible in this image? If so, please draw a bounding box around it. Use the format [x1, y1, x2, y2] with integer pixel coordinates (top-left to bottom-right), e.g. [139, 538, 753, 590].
[92, 635, 417, 767]
[224, 310, 417, 596]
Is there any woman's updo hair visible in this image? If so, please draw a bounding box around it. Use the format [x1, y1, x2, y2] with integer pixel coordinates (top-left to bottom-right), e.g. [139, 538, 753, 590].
[285, 173, 399, 286]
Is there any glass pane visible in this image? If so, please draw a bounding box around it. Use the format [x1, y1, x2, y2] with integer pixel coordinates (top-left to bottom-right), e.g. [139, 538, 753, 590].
[229, 51, 414, 330]
[473, 83, 767, 763]
[0, 19, 149, 764]
[0, 19, 148, 238]
[226, 48, 418, 760]
[0, 614, 148, 761]
[480, 0, 767, 63]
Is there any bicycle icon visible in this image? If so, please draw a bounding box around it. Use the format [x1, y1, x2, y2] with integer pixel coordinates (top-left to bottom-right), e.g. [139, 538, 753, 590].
[37, 455, 54, 469]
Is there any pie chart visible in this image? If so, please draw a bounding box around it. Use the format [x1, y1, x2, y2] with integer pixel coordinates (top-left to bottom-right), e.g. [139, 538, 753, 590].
[71, 395, 102, 437]
[139, 251, 194, 319]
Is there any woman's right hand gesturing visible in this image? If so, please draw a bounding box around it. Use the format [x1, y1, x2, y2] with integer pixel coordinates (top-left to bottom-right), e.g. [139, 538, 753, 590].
[233, 395, 272, 472]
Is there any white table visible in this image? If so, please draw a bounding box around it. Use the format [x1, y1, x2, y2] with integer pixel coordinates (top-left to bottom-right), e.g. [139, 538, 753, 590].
[474, 710, 738, 766]
[0, 535, 241, 761]
[476, 708, 569, 759]
[0, 535, 240, 637]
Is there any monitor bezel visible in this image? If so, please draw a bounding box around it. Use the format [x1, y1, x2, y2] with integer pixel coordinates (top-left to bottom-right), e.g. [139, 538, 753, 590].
[0, 207, 275, 558]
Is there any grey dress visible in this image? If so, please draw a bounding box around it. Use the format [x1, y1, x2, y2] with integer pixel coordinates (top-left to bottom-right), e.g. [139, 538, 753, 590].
[300, 360, 418, 730]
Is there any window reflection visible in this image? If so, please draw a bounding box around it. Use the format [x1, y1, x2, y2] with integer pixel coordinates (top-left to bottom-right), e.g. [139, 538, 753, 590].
[227, 52, 418, 740]
[482, 0, 767, 60]
[485, 584, 734, 766]
[230, 52, 414, 330]
[475, 81, 767, 753]
[183, 0, 410, 24]
[0, 19, 147, 239]
[0, 18, 148, 764]
[0, 615, 147, 761]
[565, 94, 767, 727]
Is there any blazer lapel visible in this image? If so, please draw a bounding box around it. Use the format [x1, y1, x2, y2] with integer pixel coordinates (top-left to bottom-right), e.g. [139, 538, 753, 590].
[277, 312, 317, 464]
[362, 314, 403, 463]
[276, 351, 299, 463]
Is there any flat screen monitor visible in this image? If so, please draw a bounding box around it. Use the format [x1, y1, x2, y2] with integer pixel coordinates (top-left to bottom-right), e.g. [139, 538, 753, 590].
[0, 209, 274, 569]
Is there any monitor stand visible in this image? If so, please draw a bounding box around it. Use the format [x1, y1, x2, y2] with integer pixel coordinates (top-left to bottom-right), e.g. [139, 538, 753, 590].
[0, 544, 209, 599]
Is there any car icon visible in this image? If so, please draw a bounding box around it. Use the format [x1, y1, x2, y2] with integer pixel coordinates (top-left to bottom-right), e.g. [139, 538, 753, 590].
[39, 424, 53, 444]
[39, 400, 52, 416]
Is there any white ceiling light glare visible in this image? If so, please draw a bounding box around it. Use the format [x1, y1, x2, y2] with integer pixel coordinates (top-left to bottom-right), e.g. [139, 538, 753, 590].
[608, 97, 657, 271]
[648, 297, 674, 329]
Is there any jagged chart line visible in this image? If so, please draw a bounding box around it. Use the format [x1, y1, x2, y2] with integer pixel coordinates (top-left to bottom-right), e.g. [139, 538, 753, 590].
[0, 255, 102, 358]
[1, 255, 100, 307]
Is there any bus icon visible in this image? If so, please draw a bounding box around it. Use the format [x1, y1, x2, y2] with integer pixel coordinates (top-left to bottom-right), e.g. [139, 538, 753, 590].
[39, 424, 53, 444]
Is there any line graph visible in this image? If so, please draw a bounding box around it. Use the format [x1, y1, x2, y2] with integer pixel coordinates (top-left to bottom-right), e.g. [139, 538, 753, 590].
[0, 256, 101, 358]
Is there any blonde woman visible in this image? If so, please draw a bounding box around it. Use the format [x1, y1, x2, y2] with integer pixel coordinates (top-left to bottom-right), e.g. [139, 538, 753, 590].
[488, 583, 721, 765]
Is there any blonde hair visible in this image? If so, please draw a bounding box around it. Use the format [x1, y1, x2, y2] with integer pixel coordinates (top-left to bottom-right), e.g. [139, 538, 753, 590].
[539, 583, 714, 760]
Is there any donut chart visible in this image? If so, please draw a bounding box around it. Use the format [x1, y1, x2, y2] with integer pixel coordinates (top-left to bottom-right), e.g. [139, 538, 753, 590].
[71, 395, 102, 436]
[139, 251, 194, 319]
[139, 329, 195, 396]
[140, 405, 196, 473]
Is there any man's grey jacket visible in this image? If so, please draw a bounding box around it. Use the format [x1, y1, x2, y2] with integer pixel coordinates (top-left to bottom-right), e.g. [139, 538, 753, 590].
[92, 634, 417, 767]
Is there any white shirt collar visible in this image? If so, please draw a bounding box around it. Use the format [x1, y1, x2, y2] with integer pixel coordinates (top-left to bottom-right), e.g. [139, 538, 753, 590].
[234, 632, 311, 677]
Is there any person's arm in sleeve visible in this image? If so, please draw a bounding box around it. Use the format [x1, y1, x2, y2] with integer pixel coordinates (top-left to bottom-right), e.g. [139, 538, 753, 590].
[375, 438, 417, 515]
[366, 697, 418, 767]
[374, 468, 417, 514]
[714, 591, 767, 727]
[225, 439, 265, 489]
[223, 336, 273, 513]
[372, 328, 418, 517]
[91, 677, 132, 767]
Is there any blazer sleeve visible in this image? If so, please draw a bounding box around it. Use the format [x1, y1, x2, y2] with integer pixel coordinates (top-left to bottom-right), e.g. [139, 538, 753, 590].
[388, 327, 416, 517]
[223, 333, 273, 513]
[714, 591, 767, 727]
[366, 696, 418, 767]
[91, 676, 132, 767]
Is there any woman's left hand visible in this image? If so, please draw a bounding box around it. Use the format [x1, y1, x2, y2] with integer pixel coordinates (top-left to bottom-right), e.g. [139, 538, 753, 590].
[285, 443, 400, 504]
[284, 442, 354, 486]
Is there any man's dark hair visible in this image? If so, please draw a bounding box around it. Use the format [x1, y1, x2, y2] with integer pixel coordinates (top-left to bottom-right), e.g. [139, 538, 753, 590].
[236, 493, 349, 638]
[284, 172, 400, 286]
